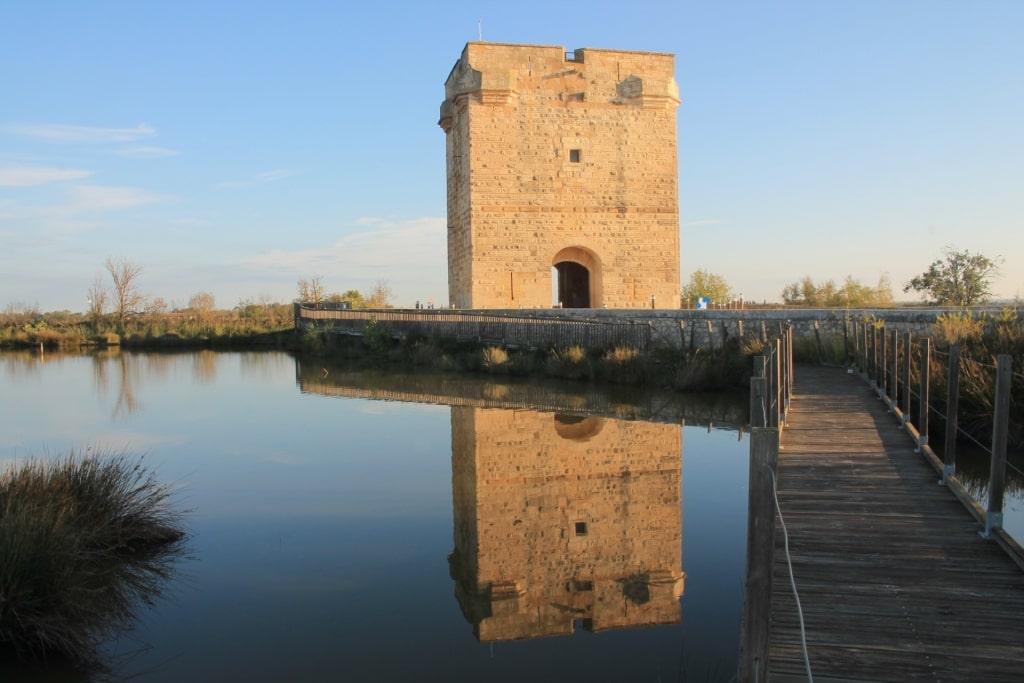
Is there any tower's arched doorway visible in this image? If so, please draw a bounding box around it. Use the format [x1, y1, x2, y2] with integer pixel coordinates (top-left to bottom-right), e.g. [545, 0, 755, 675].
[555, 262, 590, 308]
[552, 246, 603, 308]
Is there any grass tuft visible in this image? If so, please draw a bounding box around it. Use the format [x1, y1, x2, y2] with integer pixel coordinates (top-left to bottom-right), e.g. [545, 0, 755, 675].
[0, 450, 187, 667]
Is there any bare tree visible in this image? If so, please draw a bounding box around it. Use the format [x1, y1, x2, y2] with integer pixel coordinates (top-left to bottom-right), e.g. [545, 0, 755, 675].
[86, 274, 108, 331]
[105, 257, 146, 332]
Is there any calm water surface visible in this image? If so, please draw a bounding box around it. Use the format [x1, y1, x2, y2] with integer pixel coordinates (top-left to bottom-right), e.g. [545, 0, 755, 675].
[2, 350, 753, 682]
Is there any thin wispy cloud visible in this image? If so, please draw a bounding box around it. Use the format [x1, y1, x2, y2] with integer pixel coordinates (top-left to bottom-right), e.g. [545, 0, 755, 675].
[214, 168, 302, 190]
[3, 122, 156, 144]
[0, 165, 93, 186]
[245, 216, 446, 277]
[213, 181, 245, 190]
[115, 146, 179, 158]
[257, 168, 301, 183]
[63, 185, 172, 212]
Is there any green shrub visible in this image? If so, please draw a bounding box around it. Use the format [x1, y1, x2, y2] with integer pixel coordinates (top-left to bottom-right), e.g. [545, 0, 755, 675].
[362, 317, 392, 354]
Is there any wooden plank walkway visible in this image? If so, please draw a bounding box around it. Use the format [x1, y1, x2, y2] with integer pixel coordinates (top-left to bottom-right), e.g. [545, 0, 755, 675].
[768, 365, 1024, 683]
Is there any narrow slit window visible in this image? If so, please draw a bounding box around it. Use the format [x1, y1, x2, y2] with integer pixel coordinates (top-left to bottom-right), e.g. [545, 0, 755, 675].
[569, 149, 581, 163]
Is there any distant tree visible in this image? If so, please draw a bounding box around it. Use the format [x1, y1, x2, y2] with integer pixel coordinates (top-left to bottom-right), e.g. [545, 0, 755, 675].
[782, 275, 893, 307]
[297, 276, 325, 307]
[1, 302, 41, 327]
[681, 269, 733, 306]
[146, 297, 168, 316]
[105, 257, 146, 331]
[188, 291, 216, 321]
[903, 247, 1001, 306]
[327, 289, 366, 309]
[366, 280, 394, 309]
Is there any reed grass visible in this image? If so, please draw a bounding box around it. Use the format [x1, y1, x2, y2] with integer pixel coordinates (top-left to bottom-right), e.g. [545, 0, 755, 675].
[481, 346, 510, 372]
[547, 345, 593, 380]
[0, 451, 186, 667]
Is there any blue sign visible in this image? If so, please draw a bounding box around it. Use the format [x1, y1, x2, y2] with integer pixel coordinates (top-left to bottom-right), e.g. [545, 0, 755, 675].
[697, 297, 709, 310]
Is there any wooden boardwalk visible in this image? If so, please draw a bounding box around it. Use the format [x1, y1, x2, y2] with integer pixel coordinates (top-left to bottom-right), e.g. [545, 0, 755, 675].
[768, 365, 1024, 683]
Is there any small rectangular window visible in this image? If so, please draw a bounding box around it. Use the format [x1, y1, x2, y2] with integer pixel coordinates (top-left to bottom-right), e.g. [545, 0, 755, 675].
[574, 521, 587, 536]
[569, 149, 581, 163]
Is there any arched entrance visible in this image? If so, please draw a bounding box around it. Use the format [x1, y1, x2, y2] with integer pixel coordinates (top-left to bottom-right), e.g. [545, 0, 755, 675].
[555, 262, 590, 308]
[552, 246, 602, 308]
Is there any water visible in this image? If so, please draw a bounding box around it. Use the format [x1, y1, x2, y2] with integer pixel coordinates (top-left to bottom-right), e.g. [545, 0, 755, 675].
[0, 349, 753, 682]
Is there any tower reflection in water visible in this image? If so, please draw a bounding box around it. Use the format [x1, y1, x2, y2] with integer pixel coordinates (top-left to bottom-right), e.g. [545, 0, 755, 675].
[448, 407, 685, 641]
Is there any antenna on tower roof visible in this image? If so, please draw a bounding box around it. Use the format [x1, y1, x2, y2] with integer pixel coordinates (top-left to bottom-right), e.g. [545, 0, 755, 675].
[478, 20, 482, 41]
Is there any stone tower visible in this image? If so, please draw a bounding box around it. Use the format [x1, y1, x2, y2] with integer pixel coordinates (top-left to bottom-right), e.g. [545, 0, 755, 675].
[439, 43, 681, 309]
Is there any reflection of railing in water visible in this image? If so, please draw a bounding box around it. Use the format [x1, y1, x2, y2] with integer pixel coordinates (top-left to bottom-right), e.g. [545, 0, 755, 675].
[295, 359, 747, 428]
[295, 304, 652, 352]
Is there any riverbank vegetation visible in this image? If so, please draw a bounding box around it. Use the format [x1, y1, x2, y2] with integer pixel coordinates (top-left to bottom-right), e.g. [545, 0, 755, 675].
[0, 451, 186, 668]
[303, 320, 760, 392]
[0, 299, 296, 350]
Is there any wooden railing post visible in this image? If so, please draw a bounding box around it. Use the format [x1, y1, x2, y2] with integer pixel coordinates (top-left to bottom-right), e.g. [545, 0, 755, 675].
[917, 337, 930, 451]
[843, 317, 851, 366]
[901, 332, 912, 425]
[889, 329, 899, 409]
[983, 355, 1012, 538]
[942, 344, 961, 484]
[770, 339, 781, 429]
[813, 320, 824, 366]
[751, 357, 768, 429]
[784, 326, 793, 422]
[871, 325, 880, 390]
[739, 425, 779, 683]
[879, 325, 888, 400]
[861, 322, 869, 379]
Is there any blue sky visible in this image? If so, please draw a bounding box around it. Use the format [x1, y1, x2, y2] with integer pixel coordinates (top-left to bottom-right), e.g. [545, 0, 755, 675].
[2, 1, 1021, 311]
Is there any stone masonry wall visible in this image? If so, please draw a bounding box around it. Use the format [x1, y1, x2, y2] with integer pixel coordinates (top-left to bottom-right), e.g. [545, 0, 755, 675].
[440, 43, 681, 310]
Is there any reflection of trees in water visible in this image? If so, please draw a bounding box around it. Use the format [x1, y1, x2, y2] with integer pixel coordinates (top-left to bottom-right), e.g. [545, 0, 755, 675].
[954, 445, 1024, 500]
[191, 350, 217, 384]
[111, 354, 142, 420]
[87, 351, 236, 421]
[239, 351, 292, 382]
[0, 350, 46, 380]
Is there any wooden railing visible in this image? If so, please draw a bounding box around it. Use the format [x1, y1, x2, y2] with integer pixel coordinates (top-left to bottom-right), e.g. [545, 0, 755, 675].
[294, 304, 652, 351]
[853, 330, 1023, 562]
[739, 327, 792, 683]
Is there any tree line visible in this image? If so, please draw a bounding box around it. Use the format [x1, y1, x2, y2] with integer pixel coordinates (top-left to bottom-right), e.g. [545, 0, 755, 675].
[1, 258, 397, 347]
[681, 247, 1005, 308]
